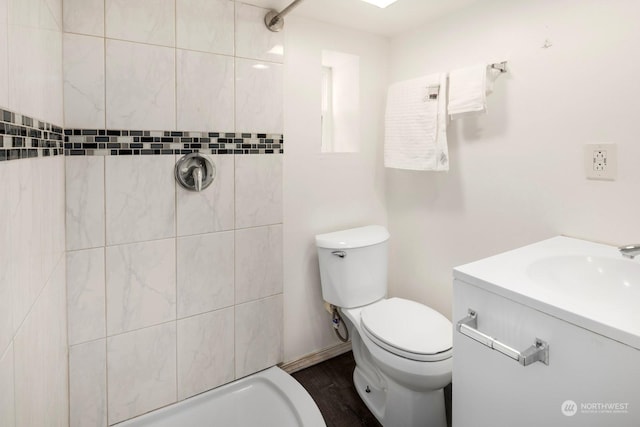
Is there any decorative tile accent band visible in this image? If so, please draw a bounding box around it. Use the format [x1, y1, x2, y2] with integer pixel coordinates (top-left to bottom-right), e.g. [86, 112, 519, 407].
[0, 109, 64, 162]
[0, 107, 284, 162]
[64, 130, 284, 156]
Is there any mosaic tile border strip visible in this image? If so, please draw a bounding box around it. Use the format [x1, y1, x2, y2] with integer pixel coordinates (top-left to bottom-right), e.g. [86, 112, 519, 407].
[0, 109, 64, 162]
[65, 130, 284, 156]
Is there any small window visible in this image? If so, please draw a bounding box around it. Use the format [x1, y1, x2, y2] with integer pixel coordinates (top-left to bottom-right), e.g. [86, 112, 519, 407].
[321, 66, 334, 152]
[320, 50, 360, 153]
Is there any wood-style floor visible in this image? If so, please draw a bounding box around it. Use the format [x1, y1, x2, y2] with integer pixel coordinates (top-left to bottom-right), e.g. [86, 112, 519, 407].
[292, 351, 452, 427]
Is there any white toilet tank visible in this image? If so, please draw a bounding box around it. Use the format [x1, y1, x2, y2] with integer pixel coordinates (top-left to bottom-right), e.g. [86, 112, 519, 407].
[315, 225, 390, 308]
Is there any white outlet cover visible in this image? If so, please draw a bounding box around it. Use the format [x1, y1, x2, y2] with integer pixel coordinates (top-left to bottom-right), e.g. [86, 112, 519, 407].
[584, 143, 617, 180]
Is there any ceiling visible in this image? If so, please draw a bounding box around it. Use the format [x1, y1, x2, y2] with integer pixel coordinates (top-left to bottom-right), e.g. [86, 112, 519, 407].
[243, 0, 479, 37]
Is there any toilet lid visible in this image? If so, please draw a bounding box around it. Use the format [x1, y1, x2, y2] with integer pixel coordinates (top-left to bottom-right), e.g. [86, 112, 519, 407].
[360, 298, 452, 361]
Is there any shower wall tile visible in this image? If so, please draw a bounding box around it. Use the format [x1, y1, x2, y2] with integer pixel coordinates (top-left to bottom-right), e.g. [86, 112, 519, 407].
[177, 154, 235, 236]
[63, 0, 104, 36]
[10, 159, 38, 328]
[67, 248, 106, 346]
[105, 155, 175, 245]
[14, 260, 68, 427]
[9, 25, 64, 126]
[176, 0, 233, 55]
[0, 0, 8, 108]
[235, 58, 283, 134]
[177, 49, 234, 132]
[235, 294, 283, 378]
[66, 156, 105, 250]
[235, 154, 283, 228]
[106, 238, 176, 335]
[177, 231, 234, 318]
[63, 33, 105, 129]
[105, 39, 175, 130]
[8, 0, 60, 31]
[177, 307, 234, 400]
[235, 225, 283, 304]
[0, 162, 13, 355]
[105, 0, 175, 47]
[0, 345, 14, 427]
[235, 3, 284, 63]
[107, 322, 177, 425]
[69, 340, 107, 427]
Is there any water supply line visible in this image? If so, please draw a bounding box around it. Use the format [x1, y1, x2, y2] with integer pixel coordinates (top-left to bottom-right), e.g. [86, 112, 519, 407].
[332, 306, 349, 343]
[264, 0, 305, 32]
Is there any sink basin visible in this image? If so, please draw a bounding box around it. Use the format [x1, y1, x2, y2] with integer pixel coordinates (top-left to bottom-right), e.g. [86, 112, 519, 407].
[527, 255, 640, 303]
[454, 236, 640, 350]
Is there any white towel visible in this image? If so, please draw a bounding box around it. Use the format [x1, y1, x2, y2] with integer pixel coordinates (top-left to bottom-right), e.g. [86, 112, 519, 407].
[384, 73, 449, 171]
[448, 64, 501, 119]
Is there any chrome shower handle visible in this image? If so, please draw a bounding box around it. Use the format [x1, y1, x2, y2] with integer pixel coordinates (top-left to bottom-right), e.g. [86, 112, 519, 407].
[175, 153, 215, 192]
[192, 165, 204, 192]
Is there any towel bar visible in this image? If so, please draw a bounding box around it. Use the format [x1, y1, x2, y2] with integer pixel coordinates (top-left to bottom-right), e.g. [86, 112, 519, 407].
[490, 61, 507, 73]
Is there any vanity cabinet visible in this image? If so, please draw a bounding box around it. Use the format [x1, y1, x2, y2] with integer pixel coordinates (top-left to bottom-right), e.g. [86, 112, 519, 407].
[452, 237, 640, 427]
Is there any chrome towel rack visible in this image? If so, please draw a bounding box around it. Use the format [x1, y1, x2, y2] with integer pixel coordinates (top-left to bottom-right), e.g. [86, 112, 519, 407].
[490, 61, 508, 73]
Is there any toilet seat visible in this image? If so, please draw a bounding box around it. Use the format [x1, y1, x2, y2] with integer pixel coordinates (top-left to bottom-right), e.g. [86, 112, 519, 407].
[360, 298, 453, 362]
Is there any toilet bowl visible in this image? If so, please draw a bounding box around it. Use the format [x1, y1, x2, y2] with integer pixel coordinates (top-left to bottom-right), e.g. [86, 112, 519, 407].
[315, 226, 452, 427]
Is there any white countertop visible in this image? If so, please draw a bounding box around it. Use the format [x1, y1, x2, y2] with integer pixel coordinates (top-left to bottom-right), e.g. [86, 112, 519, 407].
[454, 236, 640, 351]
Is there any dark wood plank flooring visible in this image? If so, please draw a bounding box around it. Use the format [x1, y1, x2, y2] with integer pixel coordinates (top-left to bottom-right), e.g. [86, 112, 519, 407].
[292, 351, 452, 427]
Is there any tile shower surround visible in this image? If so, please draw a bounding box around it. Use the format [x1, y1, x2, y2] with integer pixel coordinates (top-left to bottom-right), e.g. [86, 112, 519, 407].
[65, 131, 285, 424]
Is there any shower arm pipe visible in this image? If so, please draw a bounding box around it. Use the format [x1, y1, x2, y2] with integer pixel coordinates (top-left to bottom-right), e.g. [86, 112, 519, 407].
[264, 0, 305, 32]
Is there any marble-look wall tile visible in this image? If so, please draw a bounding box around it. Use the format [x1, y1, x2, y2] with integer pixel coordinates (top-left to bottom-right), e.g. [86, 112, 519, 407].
[177, 232, 234, 318]
[8, 0, 60, 31]
[105, 155, 175, 245]
[0, 162, 13, 354]
[235, 225, 283, 304]
[10, 158, 37, 328]
[66, 149, 105, 251]
[235, 3, 284, 63]
[105, 39, 175, 130]
[0, 0, 8, 108]
[69, 340, 107, 427]
[67, 248, 106, 345]
[64, 33, 105, 129]
[9, 24, 63, 130]
[177, 49, 234, 132]
[177, 308, 234, 400]
[107, 322, 177, 424]
[14, 260, 68, 427]
[0, 345, 15, 427]
[235, 58, 283, 134]
[176, 0, 233, 55]
[63, 0, 104, 36]
[105, 0, 174, 47]
[235, 294, 283, 378]
[235, 154, 283, 228]
[177, 154, 234, 236]
[106, 239, 176, 335]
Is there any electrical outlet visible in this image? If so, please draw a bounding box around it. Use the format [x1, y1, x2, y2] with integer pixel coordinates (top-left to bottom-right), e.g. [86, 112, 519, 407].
[585, 143, 617, 180]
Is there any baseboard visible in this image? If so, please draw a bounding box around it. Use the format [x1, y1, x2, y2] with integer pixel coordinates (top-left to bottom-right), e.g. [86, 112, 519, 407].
[280, 341, 352, 374]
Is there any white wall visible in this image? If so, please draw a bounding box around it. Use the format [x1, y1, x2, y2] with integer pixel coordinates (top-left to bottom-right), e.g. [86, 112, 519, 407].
[386, 0, 640, 320]
[283, 17, 389, 362]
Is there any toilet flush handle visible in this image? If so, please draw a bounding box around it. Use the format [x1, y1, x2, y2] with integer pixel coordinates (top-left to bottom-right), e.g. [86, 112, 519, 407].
[331, 251, 346, 258]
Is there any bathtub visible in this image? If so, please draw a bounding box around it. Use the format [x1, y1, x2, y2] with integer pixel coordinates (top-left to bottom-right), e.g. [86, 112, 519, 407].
[117, 367, 326, 427]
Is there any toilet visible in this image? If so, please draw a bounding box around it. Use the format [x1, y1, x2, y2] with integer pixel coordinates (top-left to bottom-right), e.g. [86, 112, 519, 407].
[315, 225, 452, 427]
